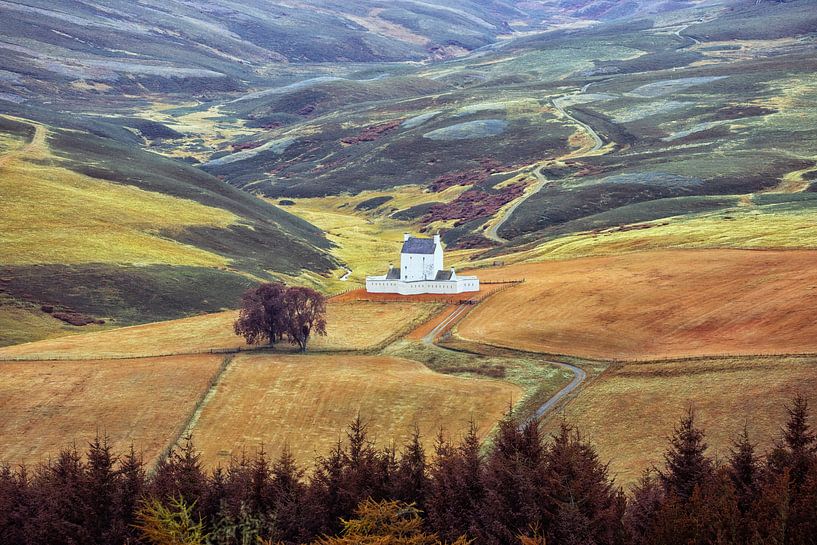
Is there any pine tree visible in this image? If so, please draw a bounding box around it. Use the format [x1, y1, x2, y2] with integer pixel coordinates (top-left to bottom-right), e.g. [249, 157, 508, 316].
[659, 408, 712, 500]
[0, 464, 30, 545]
[341, 415, 387, 507]
[118, 445, 146, 536]
[768, 394, 817, 489]
[30, 447, 90, 545]
[394, 428, 428, 508]
[623, 470, 664, 545]
[83, 434, 120, 545]
[248, 445, 273, 516]
[271, 447, 307, 543]
[543, 422, 625, 545]
[478, 415, 546, 545]
[728, 426, 759, 513]
[308, 440, 347, 536]
[427, 424, 483, 542]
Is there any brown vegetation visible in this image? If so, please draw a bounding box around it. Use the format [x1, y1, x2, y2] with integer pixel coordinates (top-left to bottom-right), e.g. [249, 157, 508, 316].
[458, 249, 817, 360]
[422, 183, 527, 226]
[341, 120, 402, 145]
[427, 158, 503, 192]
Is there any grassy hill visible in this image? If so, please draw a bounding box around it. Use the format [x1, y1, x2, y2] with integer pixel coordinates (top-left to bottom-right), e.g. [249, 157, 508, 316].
[0, 114, 336, 346]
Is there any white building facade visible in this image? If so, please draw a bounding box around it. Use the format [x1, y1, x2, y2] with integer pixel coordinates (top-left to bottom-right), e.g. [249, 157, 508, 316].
[366, 234, 479, 295]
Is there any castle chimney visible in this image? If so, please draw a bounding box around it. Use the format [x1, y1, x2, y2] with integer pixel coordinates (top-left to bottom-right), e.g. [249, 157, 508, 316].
[433, 233, 441, 245]
[403, 233, 410, 242]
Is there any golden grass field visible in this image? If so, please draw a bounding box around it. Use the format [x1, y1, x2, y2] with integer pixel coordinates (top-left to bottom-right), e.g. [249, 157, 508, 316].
[458, 249, 817, 360]
[189, 353, 522, 468]
[0, 300, 442, 360]
[544, 356, 817, 486]
[0, 355, 223, 465]
[466, 203, 817, 268]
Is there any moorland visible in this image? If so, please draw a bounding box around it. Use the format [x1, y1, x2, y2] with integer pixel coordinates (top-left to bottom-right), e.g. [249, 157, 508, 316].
[2, 2, 817, 541]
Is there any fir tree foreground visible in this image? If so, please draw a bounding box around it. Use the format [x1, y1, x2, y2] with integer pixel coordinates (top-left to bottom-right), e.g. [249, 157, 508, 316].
[2, 398, 817, 544]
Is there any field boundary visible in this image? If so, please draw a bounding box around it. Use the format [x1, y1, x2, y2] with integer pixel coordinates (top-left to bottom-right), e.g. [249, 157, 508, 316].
[0, 302, 446, 362]
[155, 354, 235, 470]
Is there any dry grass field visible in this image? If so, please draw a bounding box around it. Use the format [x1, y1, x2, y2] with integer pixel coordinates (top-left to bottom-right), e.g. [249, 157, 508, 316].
[458, 249, 817, 360]
[0, 300, 442, 360]
[544, 356, 817, 486]
[189, 353, 522, 468]
[0, 355, 223, 465]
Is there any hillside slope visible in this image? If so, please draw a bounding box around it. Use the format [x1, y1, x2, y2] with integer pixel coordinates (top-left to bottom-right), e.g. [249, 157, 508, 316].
[0, 0, 538, 105]
[0, 114, 336, 346]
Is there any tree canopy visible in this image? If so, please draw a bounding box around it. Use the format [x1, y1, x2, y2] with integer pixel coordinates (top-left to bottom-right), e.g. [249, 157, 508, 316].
[234, 283, 327, 351]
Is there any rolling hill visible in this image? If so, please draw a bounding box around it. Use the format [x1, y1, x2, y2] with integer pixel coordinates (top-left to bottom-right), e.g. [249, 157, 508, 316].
[3, 0, 814, 346]
[0, 114, 336, 346]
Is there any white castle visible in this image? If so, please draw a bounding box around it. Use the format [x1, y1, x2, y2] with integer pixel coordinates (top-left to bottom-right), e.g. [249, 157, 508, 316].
[365, 234, 479, 295]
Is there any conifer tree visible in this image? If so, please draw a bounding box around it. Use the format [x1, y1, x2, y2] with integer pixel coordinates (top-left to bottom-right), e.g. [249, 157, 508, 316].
[543, 422, 625, 545]
[659, 408, 712, 500]
[478, 415, 546, 545]
[30, 447, 90, 545]
[0, 464, 30, 545]
[151, 436, 208, 515]
[83, 434, 120, 545]
[768, 394, 817, 489]
[309, 440, 346, 535]
[427, 424, 483, 542]
[728, 426, 759, 513]
[271, 447, 307, 543]
[623, 470, 663, 545]
[394, 428, 428, 508]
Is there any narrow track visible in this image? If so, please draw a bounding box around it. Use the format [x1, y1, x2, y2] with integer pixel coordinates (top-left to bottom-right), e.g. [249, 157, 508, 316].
[0, 117, 46, 169]
[484, 165, 548, 243]
[422, 297, 587, 422]
[483, 83, 607, 243]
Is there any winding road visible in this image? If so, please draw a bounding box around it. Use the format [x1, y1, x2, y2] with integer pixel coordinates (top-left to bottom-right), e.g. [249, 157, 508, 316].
[422, 297, 587, 422]
[484, 84, 607, 243]
[484, 165, 548, 243]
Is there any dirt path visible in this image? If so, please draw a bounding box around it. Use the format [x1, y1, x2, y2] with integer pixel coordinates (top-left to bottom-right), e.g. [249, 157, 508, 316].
[484, 165, 548, 243]
[526, 360, 586, 422]
[419, 295, 588, 421]
[552, 91, 605, 156]
[422, 304, 471, 344]
[484, 83, 607, 243]
[0, 117, 47, 169]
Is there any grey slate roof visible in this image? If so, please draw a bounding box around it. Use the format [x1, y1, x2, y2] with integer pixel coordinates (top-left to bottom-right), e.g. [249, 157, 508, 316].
[434, 270, 453, 280]
[401, 237, 436, 254]
[385, 267, 400, 280]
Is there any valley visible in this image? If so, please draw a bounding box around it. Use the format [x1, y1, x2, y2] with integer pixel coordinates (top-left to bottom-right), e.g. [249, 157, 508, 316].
[1, 0, 817, 503]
